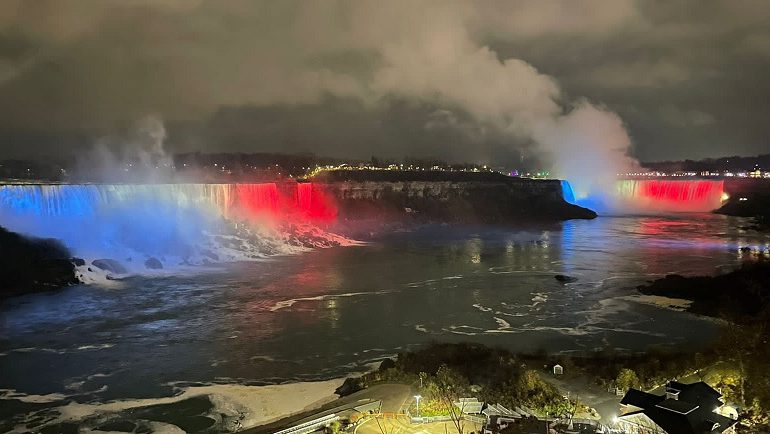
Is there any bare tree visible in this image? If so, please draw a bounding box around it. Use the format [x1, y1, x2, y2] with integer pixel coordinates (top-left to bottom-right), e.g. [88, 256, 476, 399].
[372, 414, 396, 434]
[435, 364, 470, 434]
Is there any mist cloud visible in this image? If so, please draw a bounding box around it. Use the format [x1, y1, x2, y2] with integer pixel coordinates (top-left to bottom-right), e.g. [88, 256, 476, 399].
[1, 0, 769, 164]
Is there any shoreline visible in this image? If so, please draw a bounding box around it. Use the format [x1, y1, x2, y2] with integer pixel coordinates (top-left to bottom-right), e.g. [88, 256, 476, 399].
[3, 379, 346, 433]
[618, 294, 693, 312]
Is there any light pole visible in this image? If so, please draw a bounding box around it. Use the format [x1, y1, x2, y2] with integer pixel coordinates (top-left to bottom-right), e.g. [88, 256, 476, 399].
[414, 395, 422, 419]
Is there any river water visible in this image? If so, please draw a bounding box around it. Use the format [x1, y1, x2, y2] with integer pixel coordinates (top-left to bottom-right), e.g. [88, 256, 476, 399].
[1, 214, 768, 432]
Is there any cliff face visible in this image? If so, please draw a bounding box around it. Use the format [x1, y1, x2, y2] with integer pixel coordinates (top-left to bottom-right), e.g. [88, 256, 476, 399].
[0, 226, 79, 297]
[319, 178, 596, 223]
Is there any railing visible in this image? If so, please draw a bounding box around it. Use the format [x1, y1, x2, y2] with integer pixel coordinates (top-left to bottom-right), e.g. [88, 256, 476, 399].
[273, 414, 340, 434]
[407, 411, 486, 425]
[410, 415, 454, 424]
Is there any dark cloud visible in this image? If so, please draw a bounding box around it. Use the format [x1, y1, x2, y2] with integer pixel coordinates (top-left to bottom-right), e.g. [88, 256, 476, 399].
[0, 0, 768, 165]
[173, 96, 532, 167]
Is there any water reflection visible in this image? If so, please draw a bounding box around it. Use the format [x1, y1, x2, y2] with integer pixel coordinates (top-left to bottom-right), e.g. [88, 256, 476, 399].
[2, 214, 769, 408]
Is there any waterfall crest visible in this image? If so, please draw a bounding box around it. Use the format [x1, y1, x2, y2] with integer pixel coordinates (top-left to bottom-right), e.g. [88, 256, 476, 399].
[561, 179, 725, 214]
[0, 183, 342, 273]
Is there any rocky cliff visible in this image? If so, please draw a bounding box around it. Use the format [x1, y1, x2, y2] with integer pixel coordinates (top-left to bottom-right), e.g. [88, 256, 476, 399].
[313, 171, 595, 223]
[0, 226, 79, 297]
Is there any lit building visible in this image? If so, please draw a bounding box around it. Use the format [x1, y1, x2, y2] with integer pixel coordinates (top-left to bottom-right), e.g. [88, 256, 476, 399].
[617, 381, 737, 434]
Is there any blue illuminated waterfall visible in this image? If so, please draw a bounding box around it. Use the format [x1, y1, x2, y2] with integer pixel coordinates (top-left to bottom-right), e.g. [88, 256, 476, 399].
[560, 180, 576, 205]
[0, 184, 238, 261]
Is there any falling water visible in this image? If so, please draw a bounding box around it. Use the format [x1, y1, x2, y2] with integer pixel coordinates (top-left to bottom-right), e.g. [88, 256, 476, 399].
[615, 180, 725, 212]
[561, 179, 726, 213]
[560, 180, 576, 205]
[0, 182, 338, 264]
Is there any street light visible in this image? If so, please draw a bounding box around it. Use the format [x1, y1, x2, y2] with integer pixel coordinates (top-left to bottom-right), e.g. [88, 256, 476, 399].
[414, 395, 422, 419]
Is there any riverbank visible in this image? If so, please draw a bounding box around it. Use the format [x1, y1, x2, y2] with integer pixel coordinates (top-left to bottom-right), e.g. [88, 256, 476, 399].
[716, 192, 770, 231]
[256, 341, 757, 432]
[637, 260, 770, 321]
[635, 262, 770, 430]
[0, 226, 78, 298]
[2, 379, 346, 433]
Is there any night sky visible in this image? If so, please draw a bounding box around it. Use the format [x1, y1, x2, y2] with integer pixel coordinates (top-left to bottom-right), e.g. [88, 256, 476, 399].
[1, 0, 769, 165]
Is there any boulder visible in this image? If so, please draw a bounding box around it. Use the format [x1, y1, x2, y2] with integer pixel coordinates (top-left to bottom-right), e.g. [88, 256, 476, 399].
[144, 257, 163, 270]
[0, 226, 78, 296]
[378, 358, 396, 371]
[201, 249, 219, 261]
[91, 259, 128, 275]
[334, 377, 363, 397]
[554, 274, 577, 283]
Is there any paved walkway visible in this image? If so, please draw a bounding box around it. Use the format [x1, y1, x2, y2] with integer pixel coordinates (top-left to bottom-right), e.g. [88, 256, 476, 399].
[541, 374, 622, 424]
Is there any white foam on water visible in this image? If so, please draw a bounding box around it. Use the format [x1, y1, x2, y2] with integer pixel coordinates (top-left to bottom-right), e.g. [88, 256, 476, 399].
[10, 379, 346, 433]
[618, 294, 693, 312]
[414, 324, 429, 333]
[8, 347, 66, 354]
[484, 316, 519, 334]
[519, 325, 591, 336]
[493, 317, 511, 329]
[65, 381, 85, 391]
[268, 290, 392, 312]
[472, 303, 492, 312]
[1, 345, 112, 356]
[442, 325, 483, 336]
[487, 267, 557, 275]
[0, 389, 67, 403]
[75, 344, 115, 351]
[405, 278, 437, 287]
[494, 310, 527, 318]
[144, 421, 187, 434]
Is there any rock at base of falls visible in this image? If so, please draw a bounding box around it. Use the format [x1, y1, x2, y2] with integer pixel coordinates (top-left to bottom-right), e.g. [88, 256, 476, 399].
[92, 259, 128, 275]
[0, 226, 79, 297]
[144, 257, 163, 269]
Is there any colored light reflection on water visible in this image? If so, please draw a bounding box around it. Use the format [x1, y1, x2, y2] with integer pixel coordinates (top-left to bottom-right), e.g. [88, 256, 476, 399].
[561, 179, 726, 214]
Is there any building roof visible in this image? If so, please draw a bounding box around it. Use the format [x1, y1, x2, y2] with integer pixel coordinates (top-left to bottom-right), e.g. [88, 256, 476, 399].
[620, 382, 737, 434]
[455, 398, 483, 414]
[655, 398, 699, 415]
[483, 403, 518, 417]
[621, 388, 662, 408]
[670, 381, 724, 408]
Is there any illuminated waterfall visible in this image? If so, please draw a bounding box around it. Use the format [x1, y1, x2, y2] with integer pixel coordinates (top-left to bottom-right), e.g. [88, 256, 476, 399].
[560, 180, 576, 205]
[615, 180, 725, 212]
[561, 179, 725, 213]
[0, 183, 337, 262]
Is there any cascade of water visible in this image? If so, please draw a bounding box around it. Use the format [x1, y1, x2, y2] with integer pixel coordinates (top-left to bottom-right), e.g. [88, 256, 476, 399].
[0, 183, 338, 264]
[560, 180, 576, 205]
[295, 182, 336, 221]
[234, 183, 280, 218]
[615, 180, 725, 212]
[561, 179, 726, 214]
[297, 182, 313, 212]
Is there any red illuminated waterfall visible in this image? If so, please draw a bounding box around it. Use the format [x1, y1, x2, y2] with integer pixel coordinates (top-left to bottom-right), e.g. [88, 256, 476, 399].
[232, 182, 337, 222]
[296, 183, 336, 221]
[617, 180, 725, 212]
[235, 183, 280, 216]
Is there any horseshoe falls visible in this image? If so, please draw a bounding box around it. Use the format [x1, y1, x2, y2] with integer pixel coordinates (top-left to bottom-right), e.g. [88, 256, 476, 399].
[561, 179, 726, 213]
